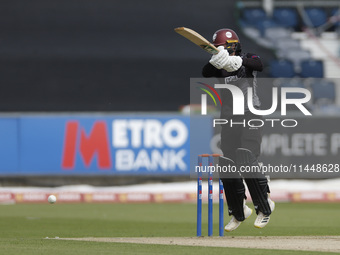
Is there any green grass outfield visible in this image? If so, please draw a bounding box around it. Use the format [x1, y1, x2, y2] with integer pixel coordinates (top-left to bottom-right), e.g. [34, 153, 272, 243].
[0, 202, 339, 254]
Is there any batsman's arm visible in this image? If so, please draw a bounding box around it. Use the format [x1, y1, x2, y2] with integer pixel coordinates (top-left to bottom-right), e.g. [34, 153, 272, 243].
[242, 53, 263, 72]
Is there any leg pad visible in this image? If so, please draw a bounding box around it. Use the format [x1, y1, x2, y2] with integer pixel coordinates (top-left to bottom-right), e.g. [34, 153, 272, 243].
[236, 148, 272, 215]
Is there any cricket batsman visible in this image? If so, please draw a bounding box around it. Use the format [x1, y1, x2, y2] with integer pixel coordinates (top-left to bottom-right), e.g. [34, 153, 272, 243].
[202, 28, 275, 232]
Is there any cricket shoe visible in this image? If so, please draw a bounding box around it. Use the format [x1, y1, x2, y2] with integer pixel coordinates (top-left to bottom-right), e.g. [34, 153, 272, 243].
[254, 198, 275, 229]
[225, 204, 253, 232]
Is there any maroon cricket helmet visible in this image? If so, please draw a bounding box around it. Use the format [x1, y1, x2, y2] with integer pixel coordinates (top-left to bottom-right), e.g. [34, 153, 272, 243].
[212, 28, 241, 54]
[212, 28, 240, 46]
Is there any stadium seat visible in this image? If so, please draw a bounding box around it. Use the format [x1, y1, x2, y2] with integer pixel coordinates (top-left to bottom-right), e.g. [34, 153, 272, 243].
[285, 49, 311, 72]
[273, 8, 298, 28]
[269, 60, 296, 78]
[256, 18, 279, 36]
[276, 78, 305, 99]
[242, 8, 267, 25]
[310, 79, 336, 104]
[304, 8, 327, 27]
[300, 60, 324, 78]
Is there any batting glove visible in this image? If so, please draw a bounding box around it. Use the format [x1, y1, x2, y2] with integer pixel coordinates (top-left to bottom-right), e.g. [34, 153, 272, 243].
[209, 46, 229, 69]
[223, 56, 243, 72]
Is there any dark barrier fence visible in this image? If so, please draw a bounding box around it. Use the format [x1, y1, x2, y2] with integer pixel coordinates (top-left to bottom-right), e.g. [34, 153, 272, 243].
[0, 0, 274, 111]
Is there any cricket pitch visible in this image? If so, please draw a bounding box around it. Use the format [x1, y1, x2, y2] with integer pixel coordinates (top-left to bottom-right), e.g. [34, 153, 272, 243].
[59, 236, 340, 253]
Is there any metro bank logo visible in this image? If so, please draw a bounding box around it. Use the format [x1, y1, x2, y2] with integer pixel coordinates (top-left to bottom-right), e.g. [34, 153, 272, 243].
[62, 121, 112, 169]
[61, 118, 189, 173]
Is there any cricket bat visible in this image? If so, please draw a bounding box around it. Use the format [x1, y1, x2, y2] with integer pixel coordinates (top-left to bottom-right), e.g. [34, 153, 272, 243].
[174, 27, 219, 55]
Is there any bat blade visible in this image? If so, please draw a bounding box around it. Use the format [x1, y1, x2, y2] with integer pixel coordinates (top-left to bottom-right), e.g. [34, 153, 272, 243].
[174, 27, 219, 55]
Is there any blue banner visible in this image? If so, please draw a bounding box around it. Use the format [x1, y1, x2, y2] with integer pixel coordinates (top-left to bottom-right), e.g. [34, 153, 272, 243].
[0, 114, 203, 176]
[0, 118, 19, 173]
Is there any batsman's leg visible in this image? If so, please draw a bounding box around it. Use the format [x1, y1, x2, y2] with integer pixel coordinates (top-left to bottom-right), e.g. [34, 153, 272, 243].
[236, 148, 275, 229]
[219, 156, 252, 232]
